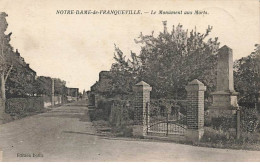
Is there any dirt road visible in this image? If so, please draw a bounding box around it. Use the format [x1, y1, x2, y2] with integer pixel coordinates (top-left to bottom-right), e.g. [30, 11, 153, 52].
[0, 100, 260, 161]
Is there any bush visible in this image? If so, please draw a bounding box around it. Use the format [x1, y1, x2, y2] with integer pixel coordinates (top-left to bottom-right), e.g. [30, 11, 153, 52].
[201, 127, 260, 147]
[5, 97, 44, 117]
[89, 99, 113, 121]
[209, 107, 259, 133]
[109, 99, 134, 126]
[89, 109, 108, 121]
[238, 132, 260, 144]
[201, 127, 236, 144]
[89, 98, 134, 138]
[200, 107, 260, 149]
[211, 116, 236, 131]
[240, 107, 260, 133]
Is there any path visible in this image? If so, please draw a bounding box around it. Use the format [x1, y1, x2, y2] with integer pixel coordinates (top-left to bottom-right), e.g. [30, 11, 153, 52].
[0, 100, 260, 161]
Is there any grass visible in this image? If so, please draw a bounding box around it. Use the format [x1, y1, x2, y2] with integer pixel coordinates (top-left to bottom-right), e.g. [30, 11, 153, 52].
[92, 119, 134, 137]
[89, 102, 260, 151]
[193, 127, 260, 151]
[90, 118, 260, 151]
[3, 106, 54, 124]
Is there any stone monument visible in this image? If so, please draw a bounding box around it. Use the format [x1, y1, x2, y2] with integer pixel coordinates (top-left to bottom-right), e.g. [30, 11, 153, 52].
[208, 45, 239, 119]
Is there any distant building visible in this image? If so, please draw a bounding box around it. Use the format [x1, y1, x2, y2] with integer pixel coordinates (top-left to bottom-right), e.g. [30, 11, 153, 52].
[88, 71, 113, 107]
[66, 88, 79, 101]
[6, 49, 37, 98]
[90, 71, 112, 93]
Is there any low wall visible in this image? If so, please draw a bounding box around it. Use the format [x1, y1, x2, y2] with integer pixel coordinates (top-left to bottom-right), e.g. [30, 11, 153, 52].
[67, 96, 77, 102]
[43, 95, 65, 107]
[44, 102, 51, 108]
[43, 95, 51, 108]
[6, 97, 44, 115]
[54, 95, 62, 105]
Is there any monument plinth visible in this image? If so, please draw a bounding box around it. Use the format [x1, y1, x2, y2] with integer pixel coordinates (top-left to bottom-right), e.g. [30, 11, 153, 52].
[208, 45, 238, 118]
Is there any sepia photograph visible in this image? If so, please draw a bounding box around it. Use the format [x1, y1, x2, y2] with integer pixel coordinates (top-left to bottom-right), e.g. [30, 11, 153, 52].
[0, 0, 259, 162]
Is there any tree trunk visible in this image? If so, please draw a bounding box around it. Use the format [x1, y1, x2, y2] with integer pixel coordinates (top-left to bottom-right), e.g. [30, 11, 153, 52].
[0, 73, 6, 123]
[1, 73, 6, 102]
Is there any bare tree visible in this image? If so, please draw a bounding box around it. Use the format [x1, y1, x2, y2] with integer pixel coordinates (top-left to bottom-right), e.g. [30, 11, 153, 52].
[0, 12, 13, 119]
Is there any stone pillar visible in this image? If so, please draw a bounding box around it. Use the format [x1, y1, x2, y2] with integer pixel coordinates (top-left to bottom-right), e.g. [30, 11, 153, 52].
[185, 79, 206, 141]
[208, 45, 239, 118]
[59, 95, 62, 104]
[133, 81, 152, 137]
[76, 89, 78, 101]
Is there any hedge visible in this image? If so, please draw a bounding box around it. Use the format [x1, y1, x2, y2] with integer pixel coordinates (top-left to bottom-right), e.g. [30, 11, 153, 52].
[6, 97, 44, 116]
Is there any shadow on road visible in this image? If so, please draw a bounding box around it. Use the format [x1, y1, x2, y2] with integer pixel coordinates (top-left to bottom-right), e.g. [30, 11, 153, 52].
[41, 113, 83, 119]
[62, 130, 176, 144]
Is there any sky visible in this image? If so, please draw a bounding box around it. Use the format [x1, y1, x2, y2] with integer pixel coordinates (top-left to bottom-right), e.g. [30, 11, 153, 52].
[0, 0, 259, 92]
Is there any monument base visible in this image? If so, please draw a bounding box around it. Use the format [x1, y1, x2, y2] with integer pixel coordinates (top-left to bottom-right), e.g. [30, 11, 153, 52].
[206, 106, 237, 126]
[207, 90, 238, 121]
[211, 91, 238, 107]
[208, 106, 237, 118]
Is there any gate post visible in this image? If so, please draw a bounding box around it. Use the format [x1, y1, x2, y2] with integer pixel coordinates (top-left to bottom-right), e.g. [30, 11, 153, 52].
[185, 79, 206, 142]
[133, 81, 152, 137]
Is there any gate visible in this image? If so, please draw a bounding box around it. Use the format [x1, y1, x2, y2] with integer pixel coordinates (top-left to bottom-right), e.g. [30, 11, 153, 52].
[146, 99, 189, 137]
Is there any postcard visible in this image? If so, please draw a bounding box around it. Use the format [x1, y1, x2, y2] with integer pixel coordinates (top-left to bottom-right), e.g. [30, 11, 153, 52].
[0, 0, 259, 162]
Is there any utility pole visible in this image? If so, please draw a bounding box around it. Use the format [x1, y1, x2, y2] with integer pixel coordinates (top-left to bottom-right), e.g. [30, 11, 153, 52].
[257, 91, 260, 112]
[51, 78, 54, 107]
[76, 89, 78, 101]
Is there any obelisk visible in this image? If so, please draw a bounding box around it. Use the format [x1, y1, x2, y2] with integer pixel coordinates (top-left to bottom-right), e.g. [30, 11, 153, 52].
[208, 45, 238, 118]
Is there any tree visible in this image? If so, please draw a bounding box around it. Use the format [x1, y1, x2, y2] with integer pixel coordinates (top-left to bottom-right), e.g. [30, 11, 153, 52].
[109, 45, 141, 97]
[0, 12, 14, 113]
[35, 76, 52, 96]
[5, 50, 37, 98]
[136, 22, 220, 99]
[35, 76, 67, 98]
[234, 44, 260, 108]
[53, 78, 67, 96]
[109, 22, 219, 99]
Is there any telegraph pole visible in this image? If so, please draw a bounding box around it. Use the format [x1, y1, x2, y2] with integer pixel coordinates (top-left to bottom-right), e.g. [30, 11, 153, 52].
[257, 91, 260, 112]
[51, 78, 55, 107]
